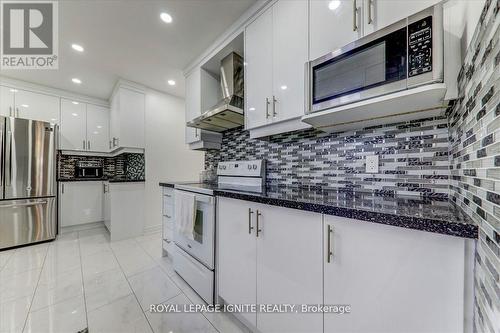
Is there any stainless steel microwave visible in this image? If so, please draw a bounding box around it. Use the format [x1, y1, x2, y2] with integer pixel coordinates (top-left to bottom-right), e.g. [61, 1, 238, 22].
[308, 4, 443, 113]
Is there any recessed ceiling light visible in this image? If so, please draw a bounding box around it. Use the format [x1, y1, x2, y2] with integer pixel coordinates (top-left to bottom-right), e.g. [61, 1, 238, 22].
[167, 80, 176, 86]
[160, 12, 172, 23]
[249, 107, 256, 111]
[72, 78, 82, 84]
[72, 101, 79, 105]
[93, 131, 99, 135]
[71, 113, 78, 117]
[21, 104, 29, 108]
[71, 44, 84, 52]
[328, 0, 341, 11]
[280, 85, 288, 90]
[97, 125, 102, 129]
[10, 89, 18, 93]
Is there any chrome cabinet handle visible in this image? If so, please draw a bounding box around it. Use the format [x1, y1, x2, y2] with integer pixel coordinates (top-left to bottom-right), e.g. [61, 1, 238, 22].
[61, 183, 65, 194]
[327, 225, 334, 263]
[83, 140, 86, 150]
[248, 208, 254, 234]
[165, 239, 171, 244]
[88, 140, 91, 150]
[256, 210, 262, 237]
[15, 107, 19, 117]
[272, 95, 277, 117]
[265, 97, 270, 119]
[109, 140, 112, 149]
[165, 214, 172, 219]
[353, 0, 358, 31]
[103, 183, 106, 193]
[367, 0, 373, 24]
[9, 106, 12, 117]
[195, 129, 198, 138]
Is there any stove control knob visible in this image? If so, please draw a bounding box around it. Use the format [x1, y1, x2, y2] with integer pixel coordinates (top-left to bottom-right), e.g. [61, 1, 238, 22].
[253, 164, 257, 170]
[248, 165, 252, 170]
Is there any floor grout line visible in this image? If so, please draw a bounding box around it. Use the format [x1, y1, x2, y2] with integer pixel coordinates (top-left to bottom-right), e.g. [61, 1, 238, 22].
[20, 245, 49, 333]
[77, 229, 90, 331]
[107, 236, 156, 333]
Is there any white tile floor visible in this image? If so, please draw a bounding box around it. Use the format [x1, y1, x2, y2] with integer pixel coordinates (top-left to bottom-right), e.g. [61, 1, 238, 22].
[0, 226, 249, 333]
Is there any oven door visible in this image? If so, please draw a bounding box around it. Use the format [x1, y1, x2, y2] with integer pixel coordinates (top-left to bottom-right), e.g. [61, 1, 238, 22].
[173, 190, 215, 269]
[310, 22, 408, 112]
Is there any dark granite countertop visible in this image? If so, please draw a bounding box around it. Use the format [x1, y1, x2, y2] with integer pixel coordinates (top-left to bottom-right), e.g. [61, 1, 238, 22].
[159, 181, 198, 188]
[215, 187, 477, 239]
[161, 182, 478, 239]
[59, 178, 145, 183]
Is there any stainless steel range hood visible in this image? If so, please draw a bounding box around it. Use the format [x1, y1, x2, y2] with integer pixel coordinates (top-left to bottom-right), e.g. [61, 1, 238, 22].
[187, 52, 244, 132]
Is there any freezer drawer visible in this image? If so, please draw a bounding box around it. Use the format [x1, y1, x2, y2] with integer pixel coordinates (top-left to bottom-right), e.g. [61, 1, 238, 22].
[0, 197, 56, 250]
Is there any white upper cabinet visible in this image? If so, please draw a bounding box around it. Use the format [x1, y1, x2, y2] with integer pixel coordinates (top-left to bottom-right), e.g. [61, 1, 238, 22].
[110, 86, 145, 149]
[185, 68, 202, 144]
[363, 0, 442, 35]
[60, 100, 110, 152]
[309, 0, 362, 61]
[14, 89, 60, 124]
[60, 99, 87, 151]
[0, 86, 15, 117]
[86, 104, 110, 152]
[272, 0, 308, 123]
[245, 7, 273, 130]
[245, 0, 308, 131]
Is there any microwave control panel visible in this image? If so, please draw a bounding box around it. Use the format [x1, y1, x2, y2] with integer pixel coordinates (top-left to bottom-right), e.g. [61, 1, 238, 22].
[408, 16, 433, 77]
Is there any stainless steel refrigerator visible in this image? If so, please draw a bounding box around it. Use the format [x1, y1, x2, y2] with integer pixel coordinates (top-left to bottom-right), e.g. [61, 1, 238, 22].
[0, 116, 57, 250]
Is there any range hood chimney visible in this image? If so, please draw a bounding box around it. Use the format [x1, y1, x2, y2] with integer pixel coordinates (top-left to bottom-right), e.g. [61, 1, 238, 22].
[187, 52, 244, 132]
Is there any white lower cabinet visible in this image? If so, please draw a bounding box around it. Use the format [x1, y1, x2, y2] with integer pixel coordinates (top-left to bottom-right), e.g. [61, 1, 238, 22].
[323, 215, 466, 333]
[59, 181, 104, 227]
[218, 197, 323, 332]
[107, 182, 145, 241]
[161, 187, 175, 256]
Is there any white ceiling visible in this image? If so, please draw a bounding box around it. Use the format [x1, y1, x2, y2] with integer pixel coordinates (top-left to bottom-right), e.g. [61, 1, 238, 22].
[0, 0, 256, 100]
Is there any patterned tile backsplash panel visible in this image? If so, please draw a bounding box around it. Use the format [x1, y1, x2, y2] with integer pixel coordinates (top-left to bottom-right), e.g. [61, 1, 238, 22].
[205, 116, 450, 198]
[58, 153, 145, 180]
[448, 1, 499, 332]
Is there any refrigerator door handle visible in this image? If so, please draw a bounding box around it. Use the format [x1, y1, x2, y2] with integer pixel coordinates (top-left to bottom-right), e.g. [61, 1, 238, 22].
[0, 200, 48, 209]
[5, 125, 12, 187]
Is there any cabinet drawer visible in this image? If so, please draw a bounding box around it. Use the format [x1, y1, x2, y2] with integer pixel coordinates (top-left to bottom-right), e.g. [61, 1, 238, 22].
[162, 239, 174, 256]
[163, 187, 174, 197]
[162, 222, 173, 240]
[162, 203, 174, 219]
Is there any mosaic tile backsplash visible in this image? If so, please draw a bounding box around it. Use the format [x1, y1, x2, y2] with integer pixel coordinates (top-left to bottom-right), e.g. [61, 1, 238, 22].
[447, 1, 499, 332]
[205, 116, 450, 198]
[58, 153, 145, 181]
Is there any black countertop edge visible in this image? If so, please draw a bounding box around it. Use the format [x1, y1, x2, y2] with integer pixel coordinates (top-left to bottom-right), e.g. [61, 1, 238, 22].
[159, 181, 198, 188]
[213, 190, 478, 239]
[58, 178, 145, 183]
[108, 179, 145, 183]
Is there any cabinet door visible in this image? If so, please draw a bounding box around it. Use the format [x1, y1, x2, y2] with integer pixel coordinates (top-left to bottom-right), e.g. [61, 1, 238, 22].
[0, 86, 15, 117]
[86, 104, 110, 152]
[185, 69, 201, 144]
[218, 197, 257, 327]
[118, 88, 145, 148]
[60, 182, 104, 227]
[309, 0, 362, 61]
[272, 0, 308, 122]
[364, 0, 442, 34]
[103, 183, 111, 231]
[60, 99, 87, 151]
[245, 7, 273, 130]
[110, 92, 120, 148]
[15, 89, 60, 124]
[256, 204, 323, 333]
[324, 215, 465, 333]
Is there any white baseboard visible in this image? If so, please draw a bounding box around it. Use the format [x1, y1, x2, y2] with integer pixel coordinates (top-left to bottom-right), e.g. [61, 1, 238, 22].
[143, 224, 161, 234]
[60, 221, 105, 234]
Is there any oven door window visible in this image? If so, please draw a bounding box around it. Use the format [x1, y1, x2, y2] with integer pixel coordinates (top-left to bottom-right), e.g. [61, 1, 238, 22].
[193, 208, 204, 243]
[312, 27, 407, 105]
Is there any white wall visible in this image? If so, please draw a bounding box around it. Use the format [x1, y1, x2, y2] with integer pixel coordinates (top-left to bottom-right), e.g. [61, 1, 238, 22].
[144, 90, 204, 230]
